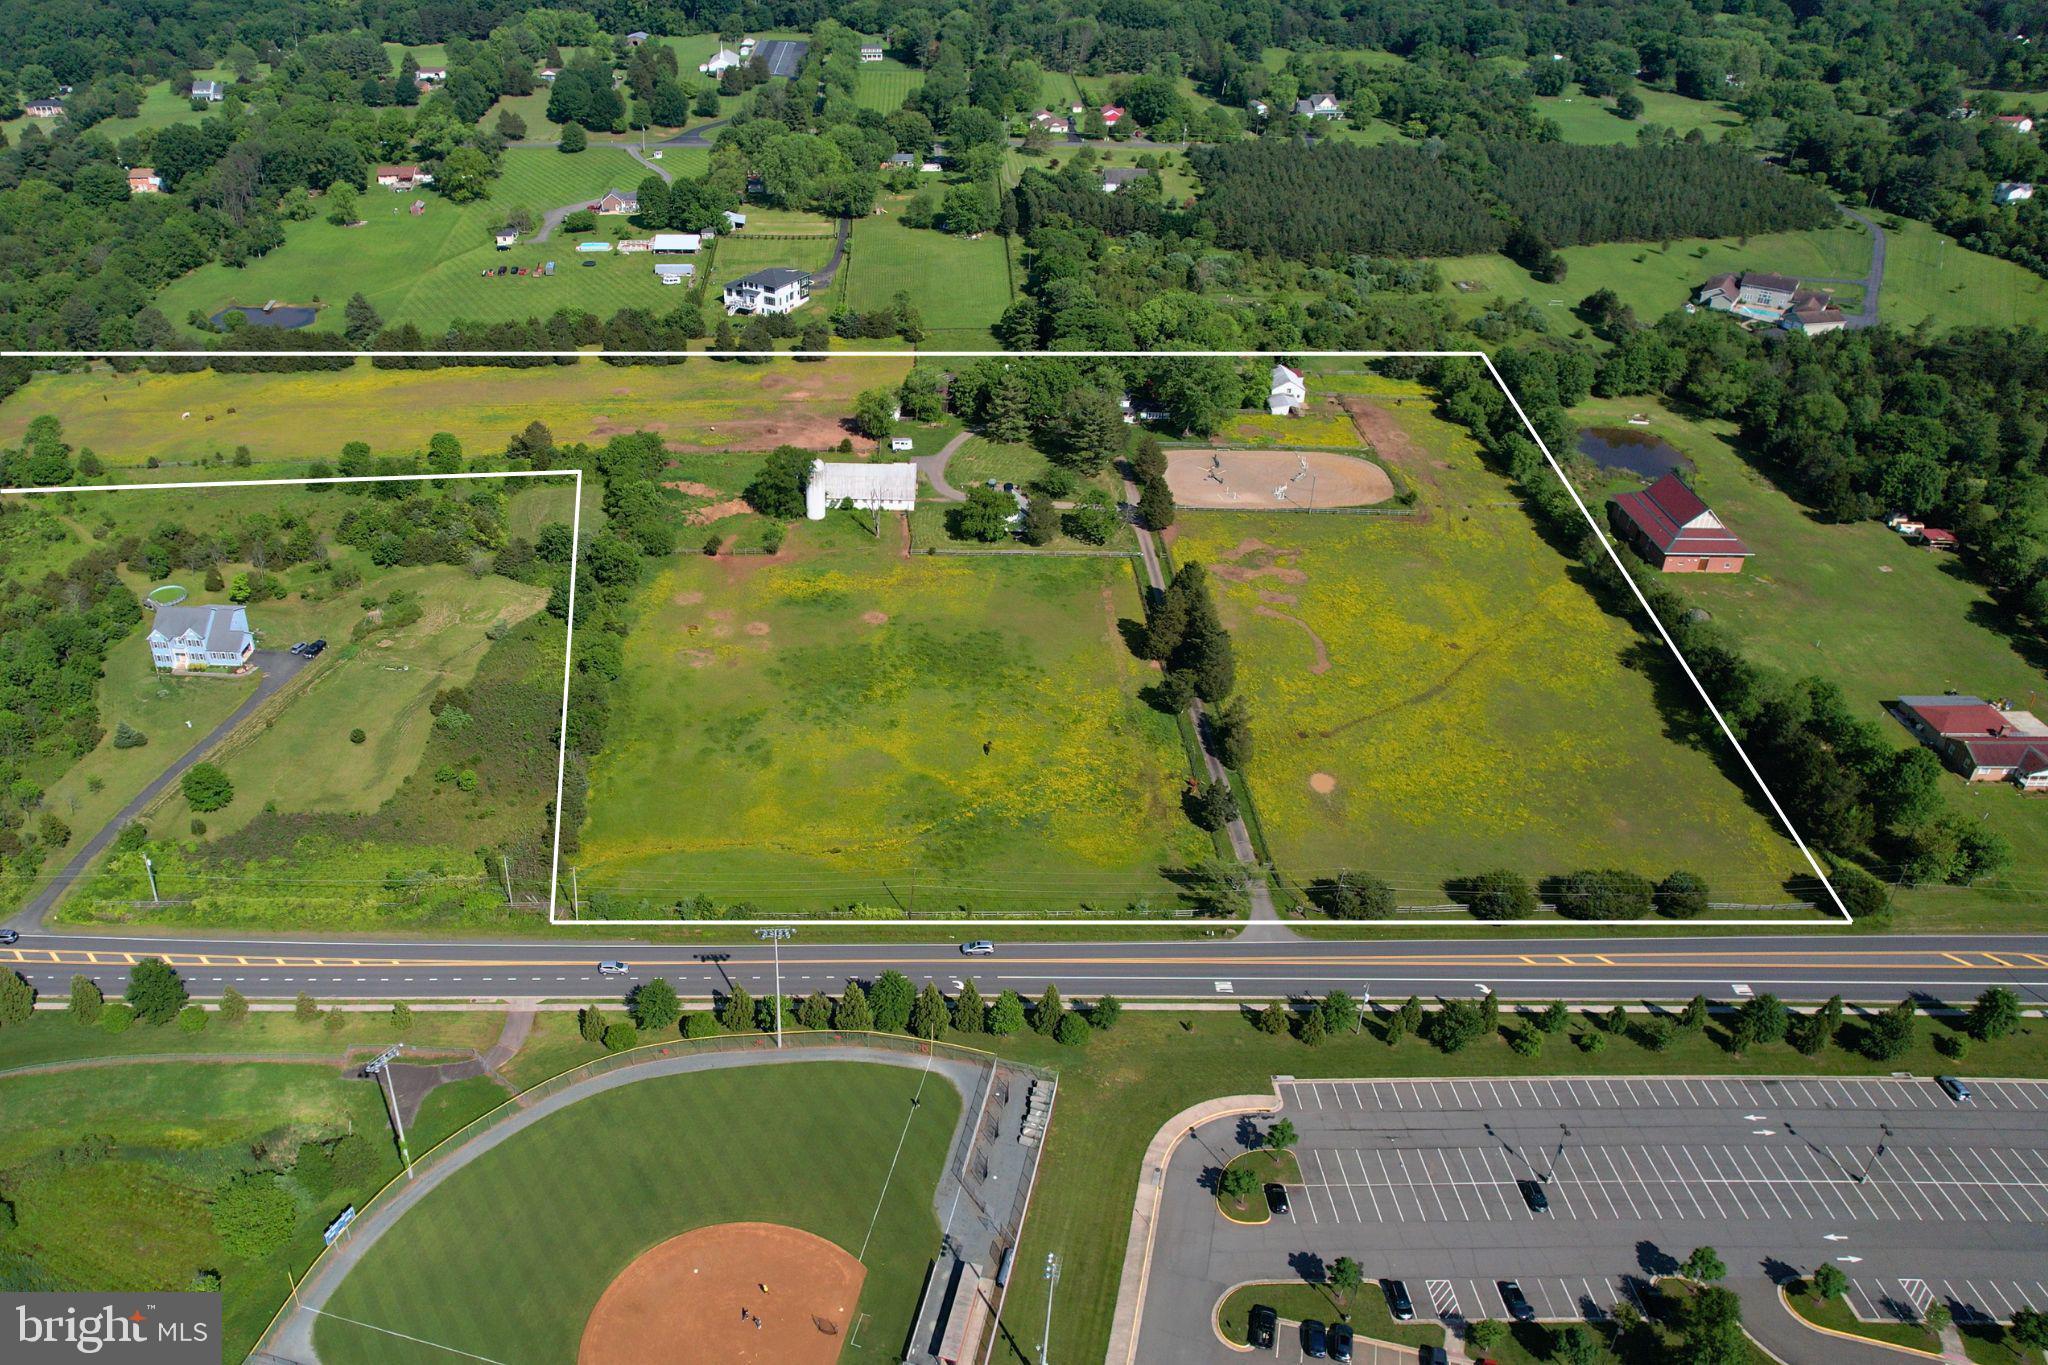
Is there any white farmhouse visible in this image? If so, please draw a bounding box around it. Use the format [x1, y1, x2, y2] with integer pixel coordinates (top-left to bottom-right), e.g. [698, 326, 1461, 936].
[1268, 363, 1307, 416]
[723, 267, 812, 315]
[805, 460, 917, 519]
[148, 604, 254, 673]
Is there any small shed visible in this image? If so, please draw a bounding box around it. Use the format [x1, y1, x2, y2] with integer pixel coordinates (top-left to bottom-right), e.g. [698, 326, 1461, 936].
[889, 436, 915, 452]
[654, 261, 696, 285]
[651, 232, 702, 253]
[493, 226, 518, 249]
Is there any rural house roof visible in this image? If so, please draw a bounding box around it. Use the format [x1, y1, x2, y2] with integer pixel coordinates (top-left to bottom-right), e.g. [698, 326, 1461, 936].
[729, 267, 811, 290]
[1101, 166, 1148, 187]
[810, 460, 917, 506]
[148, 604, 250, 652]
[1895, 695, 2048, 739]
[1611, 474, 1751, 558]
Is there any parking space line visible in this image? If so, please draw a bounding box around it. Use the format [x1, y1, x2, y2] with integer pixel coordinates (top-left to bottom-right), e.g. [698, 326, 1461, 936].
[1428, 1280, 1457, 1320]
[1762, 1146, 1816, 1218]
[1375, 1152, 1405, 1223]
[1927, 1146, 1998, 1220]
[1564, 1148, 1614, 1219]
[1597, 1148, 1644, 1220]
[1846, 1279, 1882, 1321]
[1672, 1146, 1727, 1219]
[1967, 1148, 2031, 1222]
[1349, 1150, 1384, 1223]
[1902, 1147, 1969, 1220]
[1986, 1149, 2048, 1221]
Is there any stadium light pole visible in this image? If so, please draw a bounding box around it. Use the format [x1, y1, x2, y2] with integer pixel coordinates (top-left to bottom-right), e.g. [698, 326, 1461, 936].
[755, 927, 794, 1048]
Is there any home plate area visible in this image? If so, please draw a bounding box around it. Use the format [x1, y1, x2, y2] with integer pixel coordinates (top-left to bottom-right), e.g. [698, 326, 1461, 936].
[1164, 449, 1396, 509]
[577, 1222, 865, 1364]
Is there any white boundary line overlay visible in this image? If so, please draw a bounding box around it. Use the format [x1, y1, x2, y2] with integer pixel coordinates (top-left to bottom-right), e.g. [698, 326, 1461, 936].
[0, 467, 584, 922]
[1, 348, 1847, 928]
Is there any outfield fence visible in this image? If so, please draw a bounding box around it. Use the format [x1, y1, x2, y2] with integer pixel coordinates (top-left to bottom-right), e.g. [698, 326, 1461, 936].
[254, 1029, 1051, 1359]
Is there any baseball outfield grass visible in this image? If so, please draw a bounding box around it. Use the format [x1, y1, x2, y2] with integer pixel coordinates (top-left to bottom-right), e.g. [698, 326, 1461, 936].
[1172, 380, 1807, 906]
[578, 511, 1207, 917]
[312, 1061, 957, 1365]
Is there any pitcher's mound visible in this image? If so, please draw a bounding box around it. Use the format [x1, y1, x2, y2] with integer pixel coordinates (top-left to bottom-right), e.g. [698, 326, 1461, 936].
[578, 1222, 865, 1364]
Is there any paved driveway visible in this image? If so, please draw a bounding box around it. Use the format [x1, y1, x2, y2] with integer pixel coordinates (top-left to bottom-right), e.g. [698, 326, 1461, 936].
[7, 648, 312, 930]
[1135, 1074, 2048, 1364]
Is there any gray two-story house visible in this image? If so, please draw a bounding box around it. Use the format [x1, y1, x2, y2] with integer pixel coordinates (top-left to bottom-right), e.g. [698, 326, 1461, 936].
[148, 604, 255, 673]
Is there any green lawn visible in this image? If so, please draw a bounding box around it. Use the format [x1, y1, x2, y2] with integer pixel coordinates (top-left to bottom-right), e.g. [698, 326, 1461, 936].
[156, 148, 672, 335]
[855, 60, 923, 112]
[1964, 1323, 2048, 1364]
[1173, 388, 1808, 905]
[944, 435, 1052, 488]
[1787, 1287, 1941, 1354]
[577, 513, 1206, 916]
[1433, 221, 1875, 335]
[314, 1061, 957, 1365]
[1535, 83, 1741, 144]
[0, 1008, 505, 1073]
[84, 82, 214, 141]
[1877, 214, 2048, 330]
[0, 360, 908, 472]
[0, 1060, 404, 1363]
[843, 206, 1012, 340]
[1217, 1281, 1445, 1349]
[1572, 395, 2048, 918]
[1216, 1148, 1298, 1221]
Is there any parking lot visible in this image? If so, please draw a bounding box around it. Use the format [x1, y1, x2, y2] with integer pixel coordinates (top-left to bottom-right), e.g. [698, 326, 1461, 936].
[1132, 1075, 2048, 1365]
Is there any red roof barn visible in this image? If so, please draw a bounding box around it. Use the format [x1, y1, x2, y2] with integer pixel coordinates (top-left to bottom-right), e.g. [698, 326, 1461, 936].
[1609, 474, 1751, 573]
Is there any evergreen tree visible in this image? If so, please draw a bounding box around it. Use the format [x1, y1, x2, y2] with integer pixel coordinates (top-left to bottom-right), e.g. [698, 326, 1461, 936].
[869, 970, 915, 1033]
[219, 986, 248, 1025]
[798, 991, 833, 1029]
[953, 979, 987, 1033]
[986, 373, 1032, 443]
[631, 977, 682, 1031]
[1032, 984, 1064, 1035]
[0, 969, 33, 1026]
[987, 989, 1026, 1035]
[834, 981, 873, 1031]
[580, 1004, 608, 1043]
[67, 974, 103, 1024]
[909, 983, 948, 1040]
[718, 984, 755, 1032]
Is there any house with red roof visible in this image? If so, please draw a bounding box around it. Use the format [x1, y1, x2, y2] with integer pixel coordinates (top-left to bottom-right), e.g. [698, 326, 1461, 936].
[1895, 696, 2048, 787]
[1608, 474, 1750, 573]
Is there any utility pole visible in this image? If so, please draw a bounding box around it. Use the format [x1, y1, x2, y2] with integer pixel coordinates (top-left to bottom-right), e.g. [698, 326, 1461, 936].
[500, 854, 513, 905]
[755, 927, 794, 1047]
[1041, 1252, 1060, 1365]
[141, 853, 158, 903]
[365, 1046, 411, 1179]
[570, 866, 580, 919]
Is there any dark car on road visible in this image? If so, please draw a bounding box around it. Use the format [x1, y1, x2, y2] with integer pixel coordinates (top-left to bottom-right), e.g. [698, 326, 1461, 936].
[305, 639, 327, 657]
[1247, 1304, 1277, 1349]
[1328, 1321, 1354, 1361]
[1264, 1182, 1290, 1217]
[1519, 1178, 1550, 1213]
[0, 929, 16, 945]
[1301, 1318, 1327, 1358]
[1384, 1278, 1414, 1320]
[1498, 1280, 1535, 1322]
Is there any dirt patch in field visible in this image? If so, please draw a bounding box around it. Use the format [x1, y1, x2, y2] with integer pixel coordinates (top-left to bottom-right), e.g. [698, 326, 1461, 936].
[680, 649, 715, 668]
[745, 621, 772, 636]
[687, 498, 751, 526]
[1164, 448, 1395, 509]
[1309, 772, 1338, 794]
[664, 480, 722, 497]
[1257, 590, 1298, 606]
[1209, 542, 1308, 588]
[1338, 395, 1434, 499]
[673, 591, 705, 606]
[663, 411, 852, 452]
[592, 419, 668, 438]
[861, 610, 889, 626]
[577, 1222, 863, 1365]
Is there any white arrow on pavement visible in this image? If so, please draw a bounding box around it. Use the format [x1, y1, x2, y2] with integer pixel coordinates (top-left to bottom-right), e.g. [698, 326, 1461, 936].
[1744, 1114, 1769, 1122]
[1837, 1256, 1864, 1264]
[1823, 1235, 1848, 1242]
[1752, 1129, 1777, 1136]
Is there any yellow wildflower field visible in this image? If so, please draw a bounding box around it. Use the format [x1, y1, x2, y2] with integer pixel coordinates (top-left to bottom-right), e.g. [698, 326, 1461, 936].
[1175, 398, 1807, 903]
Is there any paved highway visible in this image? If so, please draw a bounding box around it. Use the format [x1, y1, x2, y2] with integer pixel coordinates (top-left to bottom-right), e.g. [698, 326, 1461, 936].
[4, 932, 2048, 1004]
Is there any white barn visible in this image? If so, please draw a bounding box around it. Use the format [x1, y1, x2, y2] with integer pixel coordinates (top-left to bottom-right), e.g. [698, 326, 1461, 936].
[1268, 363, 1307, 415]
[806, 460, 917, 519]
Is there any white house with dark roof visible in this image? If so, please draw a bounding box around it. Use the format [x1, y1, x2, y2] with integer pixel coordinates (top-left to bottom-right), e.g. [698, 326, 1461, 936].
[860, 44, 885, 61]
[149, 604, 255, 673]
[723, 267, 812, 315]
[1294, 93, 1342, 119]
[23, 99, 64, 117]
[190, 79, 224, 101]
[1101, 166, 1150, 193]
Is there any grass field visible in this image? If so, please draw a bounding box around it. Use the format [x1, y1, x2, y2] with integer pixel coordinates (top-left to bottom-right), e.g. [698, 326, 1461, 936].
[1172, 386, 1808, 902]
[1571, 396, 2048, 917]
[1878, 214, 2048, 329]
[577, 513, 1207, 916]
[313, 1061, 958, 1365]
[843, 205, 1012, 339]
[855, 60, 922, 112]
[156, 148, 671, 336]
[1787, 1286, 1941, 1353]
[0, 361, 909, 472]
[1535, 83, 1741, 144]
[0, 1060, 407, 1363]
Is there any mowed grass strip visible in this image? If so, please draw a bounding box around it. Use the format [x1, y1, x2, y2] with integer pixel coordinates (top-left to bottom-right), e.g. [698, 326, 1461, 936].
[1173, 396, 1806, 893]
[579, 516, 1206, 914]
[1534, 83, 1741, 145]
[155, 148, 667, 335]
[855, 61, 923, 112]
[315, 1062, 958, 1365]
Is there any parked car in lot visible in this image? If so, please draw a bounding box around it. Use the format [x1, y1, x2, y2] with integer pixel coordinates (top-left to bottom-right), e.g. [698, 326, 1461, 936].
[305, 639, 327, 657]
[1327, 1321, 1353, 1361]
[597, 961, 629, 975]
[959, 940, 995, 955]
[288, 641, 310, 655]
[1264, 1182, 1290, 1216]
[1518, 1178, 1550, 1212]
[1498, 1280, 1534, 1322]
[1247, 1304, 1277, 1349]
[1384, 1278, 1414, 1320]
[1301, 1318, 1327, 1359]
[1938, 1075, 1973, 1102]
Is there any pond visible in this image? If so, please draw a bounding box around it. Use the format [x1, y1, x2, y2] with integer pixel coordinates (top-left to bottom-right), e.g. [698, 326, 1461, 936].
[210, 303, 318, 330]
[1577, 426, 1694, 480]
